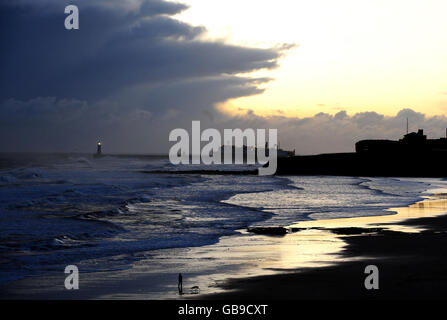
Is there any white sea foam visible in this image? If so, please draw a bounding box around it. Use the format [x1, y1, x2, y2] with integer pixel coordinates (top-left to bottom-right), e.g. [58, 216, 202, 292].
[0, 153, 441, 285]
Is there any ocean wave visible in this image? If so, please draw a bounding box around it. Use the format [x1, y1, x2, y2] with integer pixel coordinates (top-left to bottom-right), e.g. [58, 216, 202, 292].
[223, 176, 440, 227]
[4, 153, 442, 287]
[0, 168, 43, 183]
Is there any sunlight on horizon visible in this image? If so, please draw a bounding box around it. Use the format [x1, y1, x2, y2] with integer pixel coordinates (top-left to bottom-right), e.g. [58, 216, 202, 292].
[176, 0, 447, 118]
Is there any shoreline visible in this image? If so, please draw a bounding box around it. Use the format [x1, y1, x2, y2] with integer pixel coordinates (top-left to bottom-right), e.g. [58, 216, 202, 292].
[202, 188, 447, 299]
[2, 178, 446, 299]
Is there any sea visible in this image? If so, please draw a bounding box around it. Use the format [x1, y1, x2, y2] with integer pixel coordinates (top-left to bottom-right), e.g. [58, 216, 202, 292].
[0, 153, 444, 286]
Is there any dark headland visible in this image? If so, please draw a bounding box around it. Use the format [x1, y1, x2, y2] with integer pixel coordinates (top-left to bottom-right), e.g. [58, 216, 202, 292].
[276, 129, 447, 177]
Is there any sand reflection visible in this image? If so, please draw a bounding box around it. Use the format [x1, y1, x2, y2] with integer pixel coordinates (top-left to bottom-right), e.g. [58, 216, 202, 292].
[290, 194, 447, 233]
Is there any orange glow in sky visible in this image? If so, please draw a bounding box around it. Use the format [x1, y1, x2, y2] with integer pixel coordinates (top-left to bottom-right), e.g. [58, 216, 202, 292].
[177, 0, 447, 117]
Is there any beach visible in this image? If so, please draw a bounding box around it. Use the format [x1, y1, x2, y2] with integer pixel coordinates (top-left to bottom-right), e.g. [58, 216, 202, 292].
[2, 168, 447, 299]
[1, 154, 446, 299]
[204, 190, 447, 299]
[5, 0, 447, 306]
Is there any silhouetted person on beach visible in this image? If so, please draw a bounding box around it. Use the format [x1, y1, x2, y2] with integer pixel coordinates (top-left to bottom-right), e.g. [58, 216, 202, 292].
[178, 273, 183, 294]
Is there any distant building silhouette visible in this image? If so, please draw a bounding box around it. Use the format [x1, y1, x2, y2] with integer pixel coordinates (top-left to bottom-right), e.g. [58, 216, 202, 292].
[215, 143, 294, 163]
[275, 128, 447, 177]
[355, 129, 447, 154]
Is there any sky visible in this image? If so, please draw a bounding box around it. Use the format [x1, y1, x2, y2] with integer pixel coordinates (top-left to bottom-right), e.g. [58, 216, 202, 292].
[1, 0, 447, 154]
[176, 0, 447, 117]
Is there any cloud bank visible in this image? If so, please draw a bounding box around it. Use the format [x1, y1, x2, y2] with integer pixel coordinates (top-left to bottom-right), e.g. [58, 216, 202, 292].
[1, 0, 445, 155]
[0, 0, 286, 152]
[217, 108, 447, 155]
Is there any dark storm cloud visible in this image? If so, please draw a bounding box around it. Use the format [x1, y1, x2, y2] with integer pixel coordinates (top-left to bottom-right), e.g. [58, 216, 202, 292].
[0, 0, 280, 100]
[114, 76, 271, 112]
[4, 1, 443, 156]
[0, 0, 291, 152]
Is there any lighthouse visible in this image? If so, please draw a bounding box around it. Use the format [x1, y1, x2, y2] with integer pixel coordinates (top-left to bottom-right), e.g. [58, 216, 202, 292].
[96, 141, 102, 156]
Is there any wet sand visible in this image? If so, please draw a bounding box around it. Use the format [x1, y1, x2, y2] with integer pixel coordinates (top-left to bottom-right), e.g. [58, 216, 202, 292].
[0, 226, 345, 299]
[203, 192, 447, 299]
[4, 188, 447, 300]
